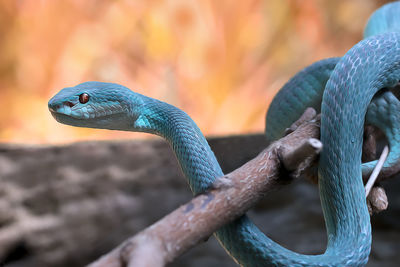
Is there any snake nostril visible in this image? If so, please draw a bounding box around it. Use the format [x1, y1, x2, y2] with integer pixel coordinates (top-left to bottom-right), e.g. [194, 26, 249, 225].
[65, 101, 75, 108]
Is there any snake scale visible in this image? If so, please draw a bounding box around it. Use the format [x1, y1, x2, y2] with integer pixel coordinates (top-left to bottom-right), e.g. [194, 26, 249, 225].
[48, 2, 400, 266]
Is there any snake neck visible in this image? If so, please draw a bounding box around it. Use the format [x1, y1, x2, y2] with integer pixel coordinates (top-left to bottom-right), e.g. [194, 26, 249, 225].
[131, 95, 223, 194]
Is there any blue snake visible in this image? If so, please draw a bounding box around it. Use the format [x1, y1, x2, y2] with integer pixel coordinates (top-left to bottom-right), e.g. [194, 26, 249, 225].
[48, 2, 400, 266]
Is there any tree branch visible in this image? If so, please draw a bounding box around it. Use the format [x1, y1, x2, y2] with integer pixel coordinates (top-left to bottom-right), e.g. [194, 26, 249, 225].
[88, 107, 396, 267]
[88, 113, 322, 267]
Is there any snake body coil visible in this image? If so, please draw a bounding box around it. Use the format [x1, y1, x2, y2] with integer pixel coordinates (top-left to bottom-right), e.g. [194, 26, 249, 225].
[48, 3, 400, 266]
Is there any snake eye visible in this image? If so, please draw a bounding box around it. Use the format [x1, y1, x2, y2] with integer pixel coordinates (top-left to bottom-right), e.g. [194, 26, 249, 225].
[79, 93, 90, 104]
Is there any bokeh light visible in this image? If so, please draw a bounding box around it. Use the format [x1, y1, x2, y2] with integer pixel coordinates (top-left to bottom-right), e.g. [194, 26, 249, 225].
[0, 0, 390, 144]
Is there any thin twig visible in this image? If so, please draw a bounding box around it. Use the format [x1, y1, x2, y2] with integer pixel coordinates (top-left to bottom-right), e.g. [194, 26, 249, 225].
[365, 145, 389, 196]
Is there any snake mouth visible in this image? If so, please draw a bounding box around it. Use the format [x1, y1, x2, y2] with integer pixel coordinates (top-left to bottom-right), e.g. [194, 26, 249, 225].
[50, 110, 127, 130]
[49, 110, 80, 125]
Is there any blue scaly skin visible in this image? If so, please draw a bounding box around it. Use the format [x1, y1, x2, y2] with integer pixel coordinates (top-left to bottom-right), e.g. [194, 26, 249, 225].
[48, 3, 400, 267]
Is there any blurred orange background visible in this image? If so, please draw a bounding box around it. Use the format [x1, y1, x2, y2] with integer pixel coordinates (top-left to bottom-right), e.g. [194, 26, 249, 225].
[0, 0, 391, 144]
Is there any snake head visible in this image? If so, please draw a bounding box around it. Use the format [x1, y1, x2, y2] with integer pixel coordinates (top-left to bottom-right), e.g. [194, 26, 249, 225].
[48, 81, 141, 130]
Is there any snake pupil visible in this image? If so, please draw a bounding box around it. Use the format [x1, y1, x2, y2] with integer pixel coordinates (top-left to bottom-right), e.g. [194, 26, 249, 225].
[79, 93, 90, 104]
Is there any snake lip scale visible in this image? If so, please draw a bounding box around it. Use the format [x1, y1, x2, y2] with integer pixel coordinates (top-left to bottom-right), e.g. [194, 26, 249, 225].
[48, 2, 400, 266]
